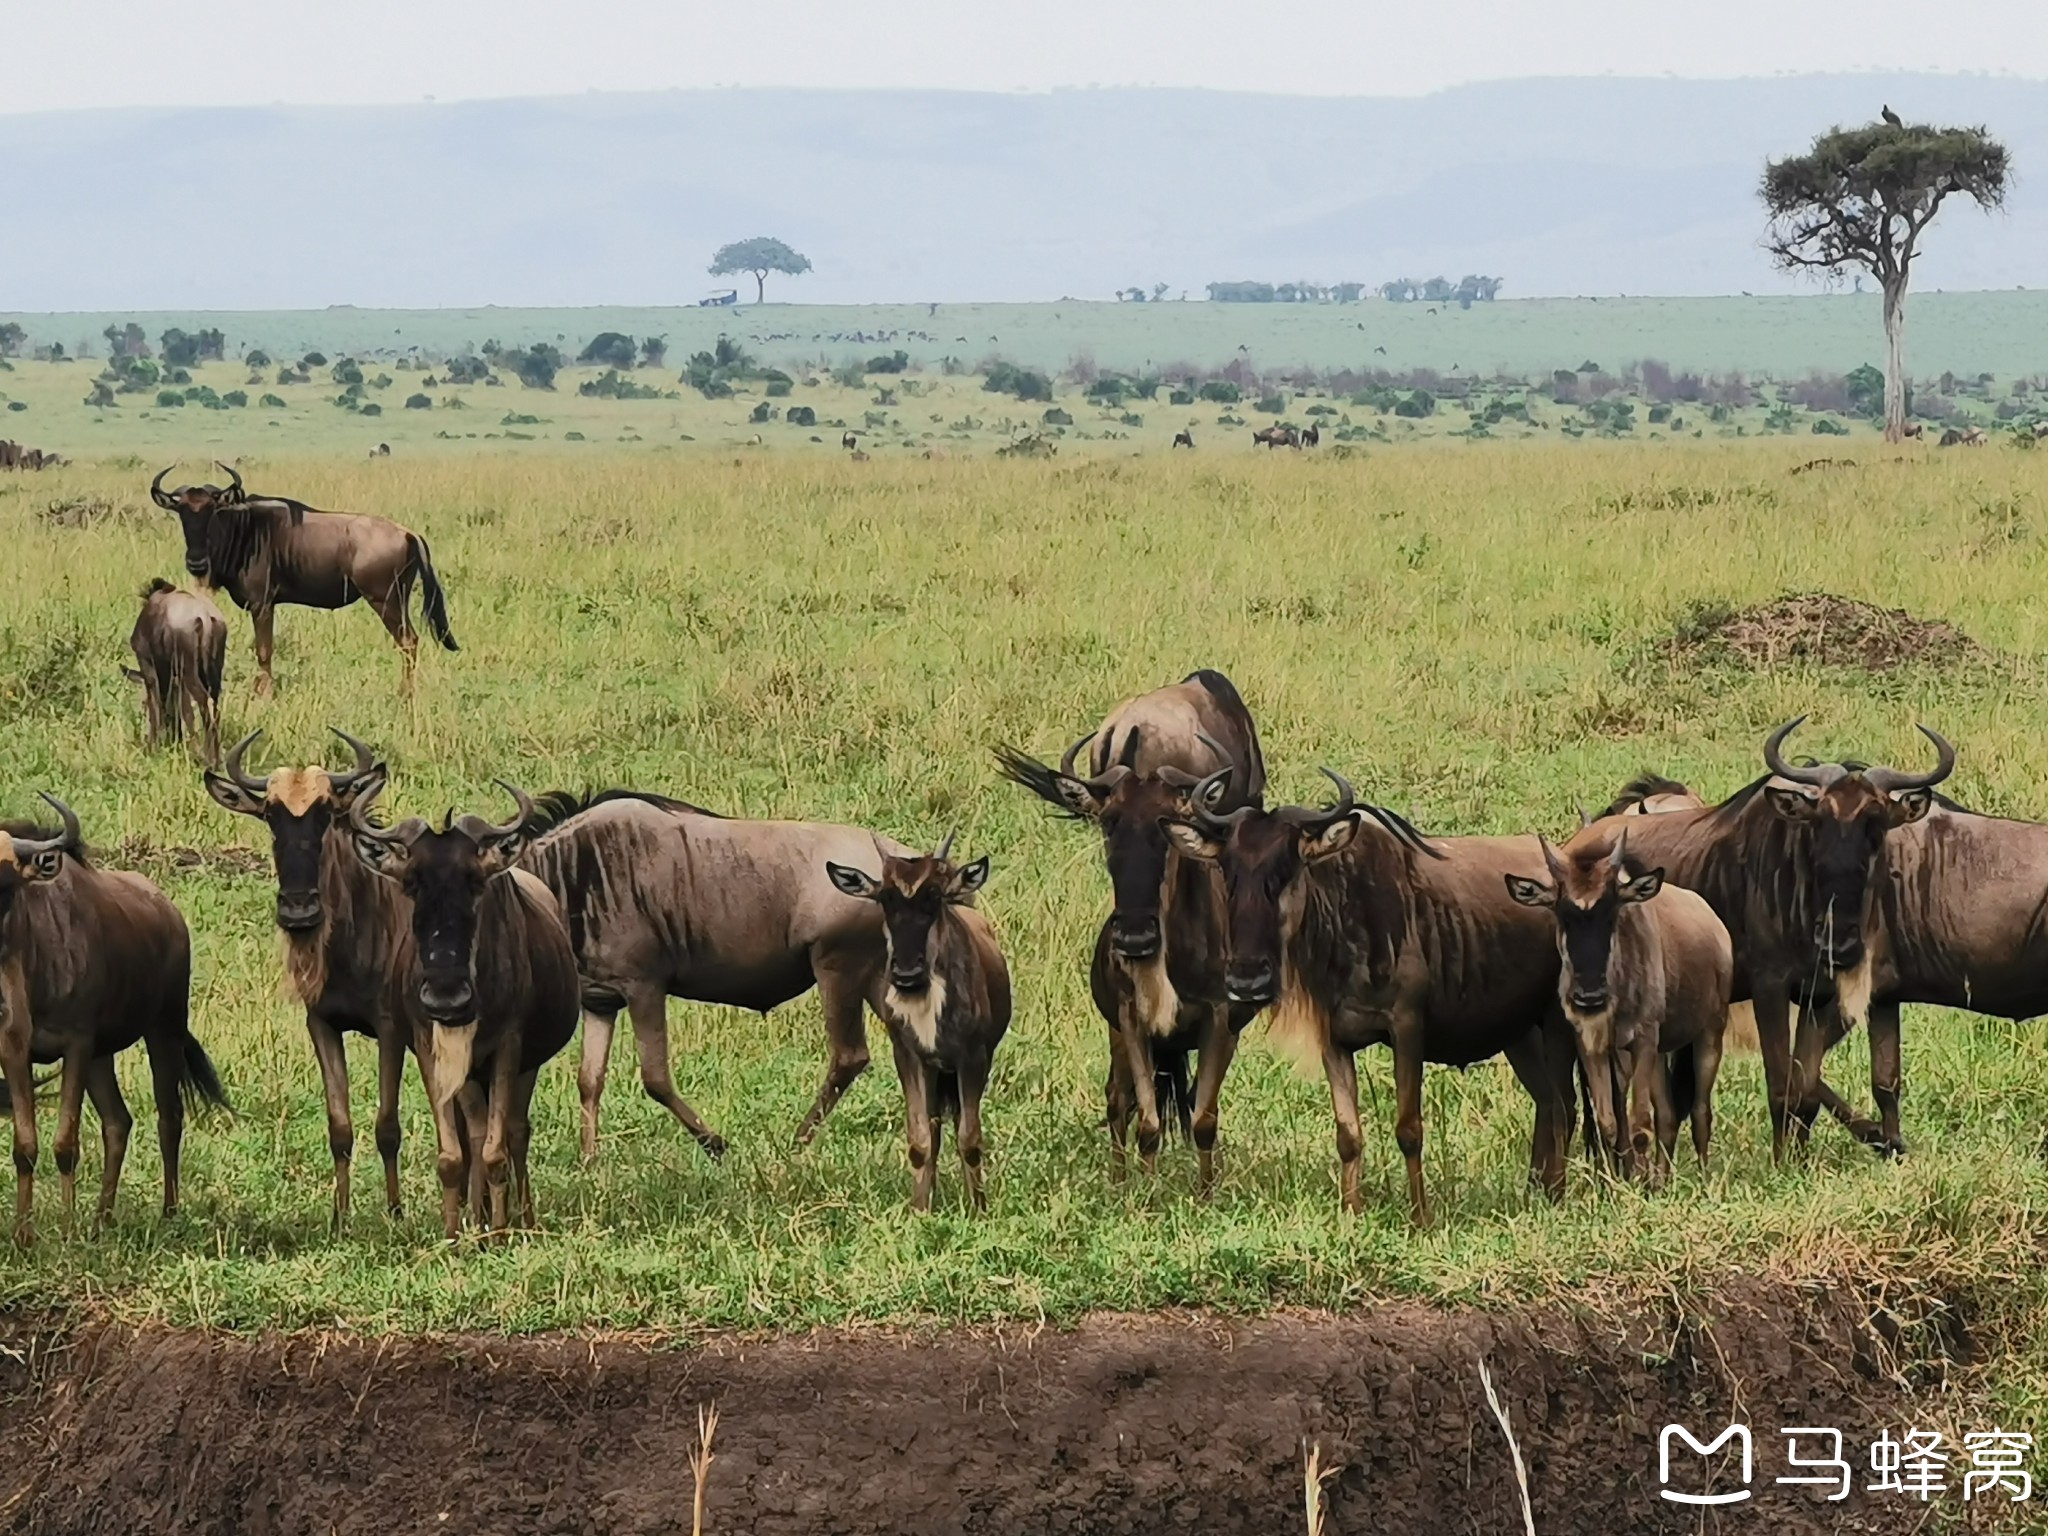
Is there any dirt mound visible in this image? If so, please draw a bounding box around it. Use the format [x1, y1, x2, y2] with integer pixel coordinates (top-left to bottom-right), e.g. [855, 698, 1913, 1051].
[1674, 592, 1983, 671]
[0, 1281, 1942, 1535]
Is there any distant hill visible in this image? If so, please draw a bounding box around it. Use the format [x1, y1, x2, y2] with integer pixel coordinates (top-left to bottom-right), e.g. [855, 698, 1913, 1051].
[3, 76, 2044, 310]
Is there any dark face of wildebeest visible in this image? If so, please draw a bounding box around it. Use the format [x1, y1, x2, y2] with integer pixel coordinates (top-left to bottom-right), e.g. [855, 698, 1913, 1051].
[206, 729, 386, 933]
[825, 834, 991, 993]
[150, 461, 246, 580]
[1505, 829, 1664, 1017]
[1760, 717, 1952, 974]
[0, 797, 76, 925]
[349, 785, 534, 1024]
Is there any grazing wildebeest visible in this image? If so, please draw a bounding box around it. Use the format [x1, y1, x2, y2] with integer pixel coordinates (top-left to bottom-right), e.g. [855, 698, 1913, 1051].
[0, 797, 229, 1245]
[349, 785, 579, 1239]
[1939, 427, 1987, 447]
[517, 790, 914, 1158]
[1172, 428, 1195, 450]
[1165, 769, 1575, 1222]
[123, 578, 228, 764]
[1300, 423, 1320, 447]
[995, 670, 1266, 1191]
[1585, 719, 1953, 1156]
[842, 432, 859, 451]
[150, 461, 458, 695]
[1251, 424, 1300, 450]
[825, 836, 1012, 1212]
[1506, 827, 1733, 1181]
[205, 729, 416, 1225]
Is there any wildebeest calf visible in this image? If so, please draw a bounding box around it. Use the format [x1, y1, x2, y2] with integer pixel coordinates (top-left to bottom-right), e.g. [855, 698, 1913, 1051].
[124, 578, 228, 764]
[1506, 827, 1733, 1181]
[826, 836, 1011, 1212]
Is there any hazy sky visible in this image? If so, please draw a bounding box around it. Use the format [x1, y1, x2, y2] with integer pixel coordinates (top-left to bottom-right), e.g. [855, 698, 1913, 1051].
[8, 0, 2048, 114]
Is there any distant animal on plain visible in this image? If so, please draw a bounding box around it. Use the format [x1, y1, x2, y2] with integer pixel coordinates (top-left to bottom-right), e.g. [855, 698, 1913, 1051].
[1172, 429, 1194, 450]
[1299, 424, 1320, 448]
[369, 443, 391, 458]
[123, 579, 227, 764]
[1882, 104, 1904, 127]
[842, 432, 858, 450]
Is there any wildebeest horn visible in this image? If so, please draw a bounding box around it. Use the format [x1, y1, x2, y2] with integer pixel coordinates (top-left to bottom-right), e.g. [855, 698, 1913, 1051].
[933, 831, 956, 863]
[1058, 731, 1095, 780]
[214, 461, 245, 504]
[225, 730, 270, 796]
[1537, 832, 1567, 883]
[484, 779, 536, 839]
[1186, 761, 1252, 833]
[1275, 768, 1357, 834]
[9, 793, 82, 858]
[1865, 725, 1956, 795]
[1576, 801, 1592, 830]
[1762, 716, 1831, 787]
[149, 465, 178, 511]
[1608, 826, 1628, 871]
[327, 728, 377, 795]
[350, 793, 424, 845]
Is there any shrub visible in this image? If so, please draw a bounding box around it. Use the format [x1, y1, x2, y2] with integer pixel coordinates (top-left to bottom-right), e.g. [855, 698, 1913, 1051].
[499, 344, 562, 390]
[866, 350, 910, 374]
[750, 400, 777, 423]
[1042, 407, 1073, 426]
[332, 358, 365, 386]
[167, 369, 192, 386]
[154, 390, 186, 408]
[444, 355, 491, 385]
[244, 349, 271, 368]
[1254, 392, 1286, 414]
[1647, 404, 1672, 424]
[260, 393, 287, 409]
[1811, 417, 1850, 436]
[577, 332, 638, 368]
[1197, 380, 1241, 404]
[1394, 390, 1435, 418]
[302, 351, 327, 368]
[787, 405, 817, 426]
[639, 335, 668, 368]
[221, 389, 248, 408]
[766, 378, 793, 398]
[578, 369, 669, 400]
[405, 392, 433, 409]
[360, 403, 383, 417]
[1169, 388, 1195, 406]
[983, 362, 1052, 402]
[5, 401, 23, 413]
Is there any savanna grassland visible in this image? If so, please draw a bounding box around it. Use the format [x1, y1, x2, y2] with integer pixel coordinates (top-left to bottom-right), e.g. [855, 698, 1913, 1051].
[6, 436, 2048, 1438]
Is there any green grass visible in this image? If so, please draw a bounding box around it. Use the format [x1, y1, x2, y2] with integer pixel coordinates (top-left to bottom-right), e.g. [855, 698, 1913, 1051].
[6, 443, 2048, 1424]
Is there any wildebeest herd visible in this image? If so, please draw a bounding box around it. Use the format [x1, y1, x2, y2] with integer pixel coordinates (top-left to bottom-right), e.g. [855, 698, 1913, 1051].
[2, 466, 2036, 1244]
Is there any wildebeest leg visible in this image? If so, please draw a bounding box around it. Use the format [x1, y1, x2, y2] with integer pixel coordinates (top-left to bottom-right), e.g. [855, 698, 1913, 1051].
[194, 678, 221, 767]
[251, 605, 277, 697]
[1322, 1042, 1369, 1217]
[1189, 1006, 1238, 1199]
[509, 1071, 537, 1228]
[627, 985, 727, 1157]
[1504, 1026, 1571, 1203]
[2, 998, 37, 1245]
[146, 1030, 188, 1217]
[1642, 1052, 1676, 1190]
[455, 1082, 488, 1231]
[956, 1057, 989, 1214]
[375, 1024, 406, 1217]
[373, 588, 421, 694]
[1750, 985, 1799, 1160]
[1868, 1000, 1906, 1158]
[1103, 1027, 1134, 1178]
[1795, 996, 1885, 1148]
[795, 966, 871, 1144]
[140, 675, 165, 750]
[52, 1043, 92, 1234]
[577, 1009, 616, 1162]
[420, 1022, 470, 1241]
[84, 1056, 132, 1234]
[891, 1031, 935, 1213]
[1690, 1035, 1725, 1169]
[307, 1016, 355, 1228]
[1116, 1005, 1163, 1175]
[481, 1047, 517, 1238]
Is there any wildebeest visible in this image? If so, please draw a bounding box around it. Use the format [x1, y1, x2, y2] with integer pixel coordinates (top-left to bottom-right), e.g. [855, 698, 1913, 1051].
[1172, 428, 1195, 450]
[1251, 424, 1300, 450]
[349, 784, 579, 1239]
[1584, 719, 1953, 1156]
[516, 789, 914, 1159]
[842, 432, 859, 451]
[205, 729, 415, 1225]
[0, 441, 62, 471]
[123, 579, 228, 765]
[1938, 427, 1987, 447]
[0, 796, 229, 1245]
[825, 836, 1012, 1211]
[150, 461, 458, 695]
[1506, 827, 1733, 1180]
[1165, 769, 1576, 1222]
[1300, 423, 1321, 448]
[995, 670, 1266, 1191]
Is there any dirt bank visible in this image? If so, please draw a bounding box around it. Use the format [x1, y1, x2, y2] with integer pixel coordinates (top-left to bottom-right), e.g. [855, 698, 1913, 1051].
[1, 1280, 1949, 1535]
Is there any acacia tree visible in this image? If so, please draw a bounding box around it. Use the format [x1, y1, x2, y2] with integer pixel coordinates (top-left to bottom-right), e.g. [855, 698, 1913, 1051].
[709, 237, 812, 303]
[1762, 116, 2010, 442]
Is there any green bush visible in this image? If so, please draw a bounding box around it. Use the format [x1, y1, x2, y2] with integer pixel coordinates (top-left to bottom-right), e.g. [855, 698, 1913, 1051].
[866, 351, 910, 374]
[1394, 390, 1436, 418]
[766, 378, 793, 398]
[577, 332, 638, 369]
[154, 390, 186, 408]
[1811, 417, 1850, 436]
[245, 349, 272, 368]
[750, 400, 777, 423]
[260, 393, 287, 409]
[1197, 380, 1241, 404]
[1254, 393, 1286, 414]
[787, 405, 817, 427]
[360, 403, 383, 417]
[984, 362, 1053, 402]
[1169, 388, 1195, 406]
[405, 393, 432, 410]
[1042, 407, 1073, 426]
[221, 390, 248, 408]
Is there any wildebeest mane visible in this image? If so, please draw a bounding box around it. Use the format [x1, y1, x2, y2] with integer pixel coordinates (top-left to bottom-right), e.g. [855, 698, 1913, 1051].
[1602, 771, 1694, 817]
[523, 787, 722, 840]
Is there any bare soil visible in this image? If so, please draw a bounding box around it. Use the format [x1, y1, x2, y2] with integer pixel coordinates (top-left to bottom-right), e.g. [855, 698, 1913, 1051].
[1675, 592, 1984, 672]
[1, 1279, 1949, 1535]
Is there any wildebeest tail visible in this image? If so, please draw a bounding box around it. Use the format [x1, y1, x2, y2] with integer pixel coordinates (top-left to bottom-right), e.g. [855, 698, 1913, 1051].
[991, 743, 1085, 817]
[194, 614, 225, 702]
[1666, 1046, 1698, 1127]
[181, 1033, 232, 1113]
[1157, 1049, 1193, 1142]
[409, 533, 459, 652]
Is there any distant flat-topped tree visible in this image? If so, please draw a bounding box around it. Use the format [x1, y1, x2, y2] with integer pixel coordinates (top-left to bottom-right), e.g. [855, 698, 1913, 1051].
[709, 237, 812, 304]
[1762, 114, 2010, 443]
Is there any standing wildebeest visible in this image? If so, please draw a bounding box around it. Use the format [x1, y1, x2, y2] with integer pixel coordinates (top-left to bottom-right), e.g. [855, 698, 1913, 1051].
[205, 729, 413, 1226]
[826, 836, 1012, 1211]
[123, 578, 228, 764]
[349, 785, 579, 1239]
[1300, 423, 1320, 447]
[1165, 769, 1576, 1222]
[151, 461, 457, 695]
[995, 670, 1266, 1191]
[0, 797, 229, 1245]
[1584, 719, 1953, 1156]
[1506, 827, 1733, 1180]
[1172, 428, 1195, 449]
[1251, 424, 1300, 450]
[516, 790, 914, 1159]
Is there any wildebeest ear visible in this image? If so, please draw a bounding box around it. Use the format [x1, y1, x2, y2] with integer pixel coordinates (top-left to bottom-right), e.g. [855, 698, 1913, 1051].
[1619, 868, 1665, 904]
[1764, 784, 1819, 821]
[1504, 873, 1554, 908]
[121, 666, 144, 684]
[203, 770, 266, 818]
[1162, 821, 1222, 862]
[824, 860, 879, 899]
[1886, 788, 1934, 826]
[333, 765, 389, 814]
[948, 856, 991, 901]
[1301, 816, 1357, 863]
[22, 848, 66, 882]
[475, 831, 525, 877]
[351, 833, 408, 881]
[1054, 777, 1107, 820]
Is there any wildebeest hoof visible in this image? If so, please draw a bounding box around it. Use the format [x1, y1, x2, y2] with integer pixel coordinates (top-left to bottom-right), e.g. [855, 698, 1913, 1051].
[701, 1133, 728, 1160]
[1879, 1137, 1908, 1161]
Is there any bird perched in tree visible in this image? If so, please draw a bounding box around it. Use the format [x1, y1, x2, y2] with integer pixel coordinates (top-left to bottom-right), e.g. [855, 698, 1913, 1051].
[1882, 104, 1904, 128]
